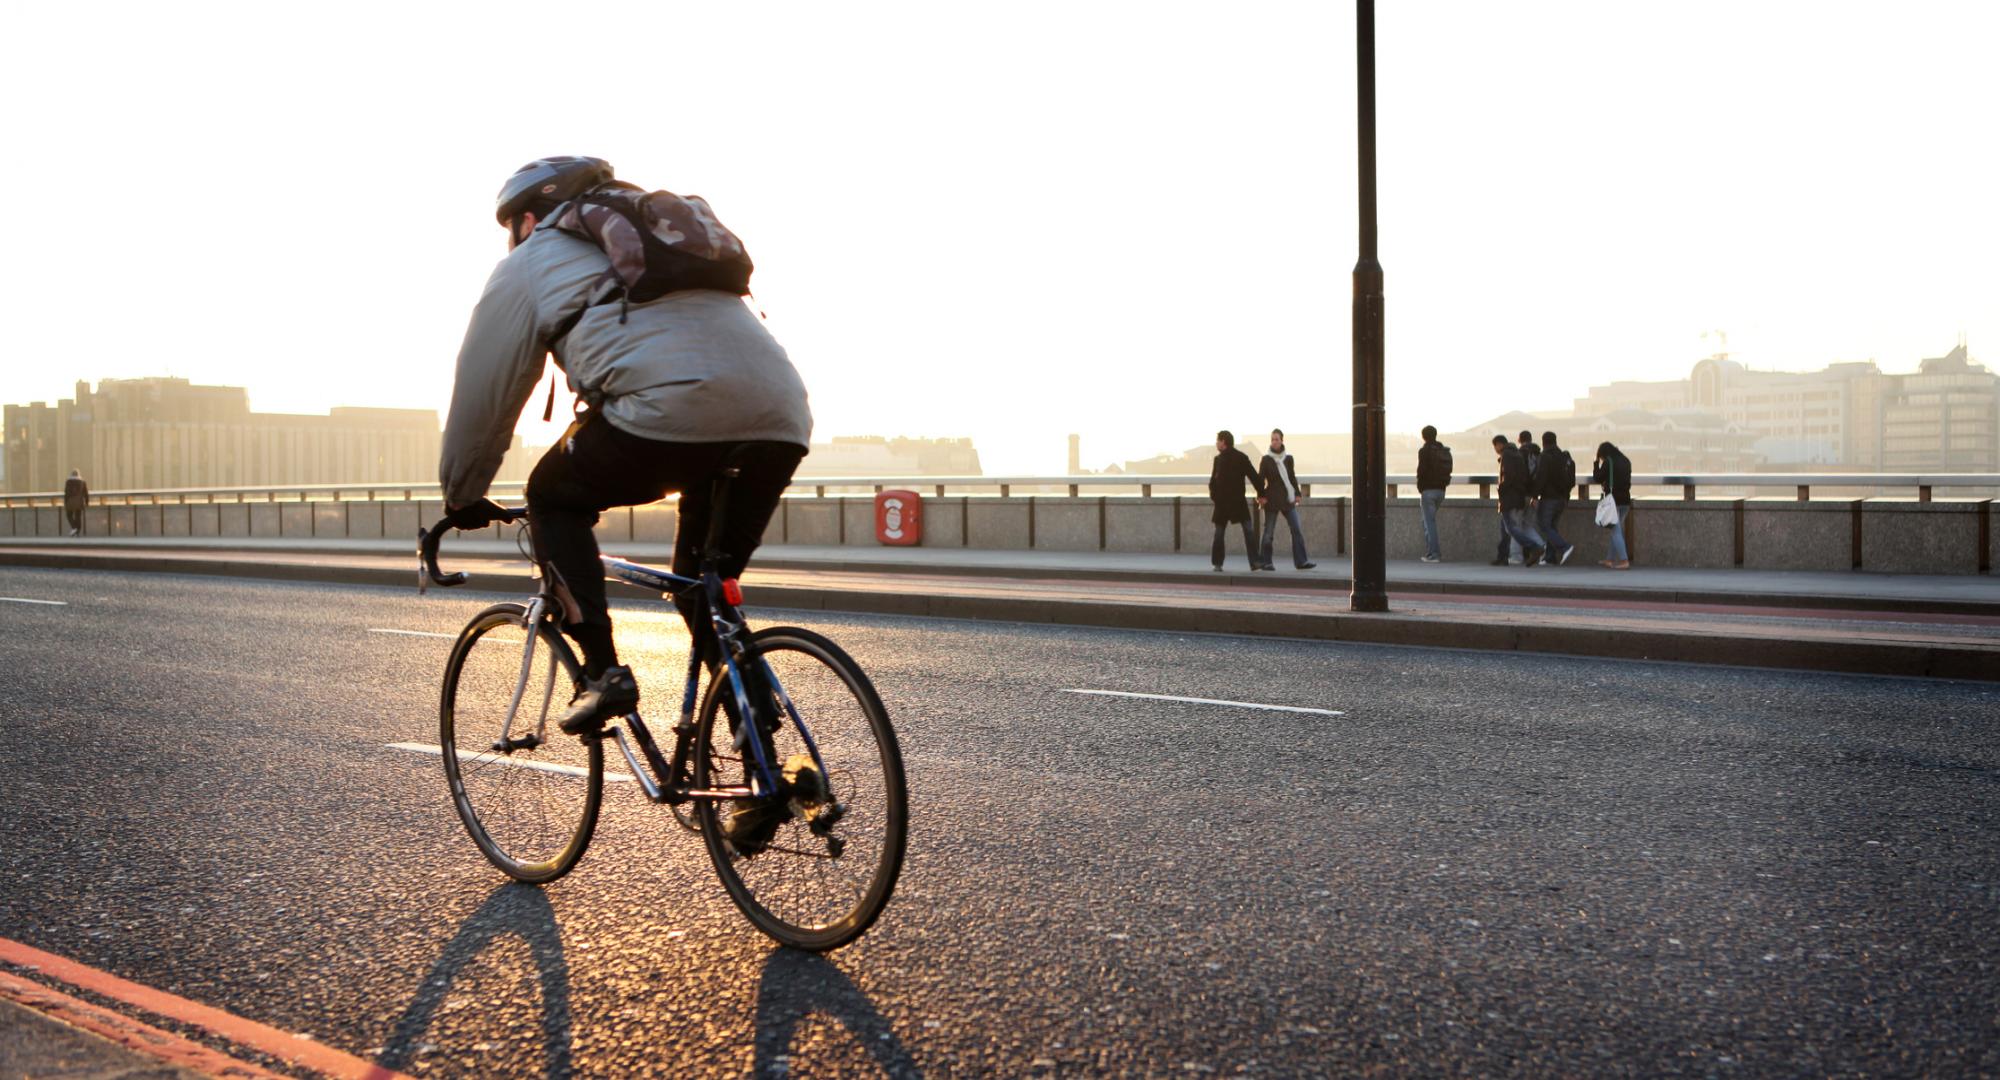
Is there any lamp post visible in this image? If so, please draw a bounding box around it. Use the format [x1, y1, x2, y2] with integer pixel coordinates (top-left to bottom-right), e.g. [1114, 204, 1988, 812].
[1350, 0, 1388, 612]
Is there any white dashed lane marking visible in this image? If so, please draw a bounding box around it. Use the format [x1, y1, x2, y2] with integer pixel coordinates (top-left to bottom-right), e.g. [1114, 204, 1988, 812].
[384, 741, 634, 782]
[0, 597, 67, 606]
[1060, 689, 1344, 716]
[368, 628, 453, 639]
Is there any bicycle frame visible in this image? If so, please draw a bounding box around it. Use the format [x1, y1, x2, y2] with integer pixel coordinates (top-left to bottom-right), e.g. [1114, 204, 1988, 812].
[478, 547, 834, 810]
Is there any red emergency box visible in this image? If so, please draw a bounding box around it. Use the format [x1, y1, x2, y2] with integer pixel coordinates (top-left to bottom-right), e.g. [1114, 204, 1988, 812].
[874, 489, 922, 546]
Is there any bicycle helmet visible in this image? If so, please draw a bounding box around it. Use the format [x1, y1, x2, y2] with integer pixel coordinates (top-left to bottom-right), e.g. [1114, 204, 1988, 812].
[495, 156, 614, 225]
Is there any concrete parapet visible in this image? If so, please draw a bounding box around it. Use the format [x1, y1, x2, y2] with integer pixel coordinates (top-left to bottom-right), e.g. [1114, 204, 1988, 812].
[1033, 498, 1099, 552]
[1104, 497, 1175, 554]
[920, 496, 968, 548]
[633, 504, 679, 543]
[595, 507, 632, 546]
[1627, 498, 1735, 569]
[1177, 499, 1206, 556]
[842, 499, 874, 547]
[1297, 500, 1343, 559]
[785, 499, 844, 545]
[1743, 499, 1852, 572]
[1862, 500, 1985, 575]
[313, 504, 346, 538]
[249, 504, 281, 537]
[382, 502, 420, 542]
[346, 502, 384, 539]
[9, 491, 1987, 577]
[968, 497, 1031, 550]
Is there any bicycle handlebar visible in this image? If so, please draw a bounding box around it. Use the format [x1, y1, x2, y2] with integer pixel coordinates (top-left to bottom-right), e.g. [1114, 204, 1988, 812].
[418, 508, 527, 590]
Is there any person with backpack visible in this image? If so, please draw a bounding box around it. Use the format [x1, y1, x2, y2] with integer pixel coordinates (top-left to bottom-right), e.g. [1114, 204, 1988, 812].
[1256, 428, 1316, 571]
[1591, 441, 1634, 569]
[1534, 431, 1577, 565]
[1415, 425, 1451, 562]
[439, 156, 813, 736]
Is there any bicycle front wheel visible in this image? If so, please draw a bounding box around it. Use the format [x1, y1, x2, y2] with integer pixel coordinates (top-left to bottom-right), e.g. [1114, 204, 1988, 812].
[440, 603, 601, 884]
[694, 627, 907, 951]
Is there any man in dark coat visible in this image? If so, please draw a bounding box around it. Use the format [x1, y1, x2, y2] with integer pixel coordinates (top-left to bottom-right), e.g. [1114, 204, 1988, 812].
[1209, 430, 1267, 571]
[1416, 425, 1451, 562]
[62, 469, 88, 537]
[1491, 435, 1545, 567]
[1535, 431, 1577, 564]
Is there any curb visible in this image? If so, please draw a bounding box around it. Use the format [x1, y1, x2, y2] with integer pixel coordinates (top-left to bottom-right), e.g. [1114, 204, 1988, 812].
[4, 537, 1991, 617]
[3, 549, 1994, 683]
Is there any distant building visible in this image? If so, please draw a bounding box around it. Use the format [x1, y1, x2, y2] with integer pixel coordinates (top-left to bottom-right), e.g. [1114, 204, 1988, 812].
[795, 436, 981, 477]
[4, 378, 444, 493]
[1879, 344, 1999, 471]
[1563, 343, 1998, 471]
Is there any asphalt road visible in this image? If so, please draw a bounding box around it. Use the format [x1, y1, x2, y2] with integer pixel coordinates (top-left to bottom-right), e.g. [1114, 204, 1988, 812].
[1, 566, 1996, 1078]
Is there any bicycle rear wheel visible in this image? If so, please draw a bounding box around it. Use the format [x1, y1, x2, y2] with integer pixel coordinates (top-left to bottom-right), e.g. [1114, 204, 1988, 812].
[694, 627, 907, 951]
[440, 602, 601, 884]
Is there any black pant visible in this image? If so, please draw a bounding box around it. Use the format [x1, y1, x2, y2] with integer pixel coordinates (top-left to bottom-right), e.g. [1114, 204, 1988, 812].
[1211, 517, 1259, 569]
[525, 415, 803, 668]
[64, 508, 82, 533]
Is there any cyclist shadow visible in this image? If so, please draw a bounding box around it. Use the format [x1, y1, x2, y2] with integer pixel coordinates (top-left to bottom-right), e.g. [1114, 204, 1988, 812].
[377, 883, 574, 1078]
[753, 948, 921, 1078]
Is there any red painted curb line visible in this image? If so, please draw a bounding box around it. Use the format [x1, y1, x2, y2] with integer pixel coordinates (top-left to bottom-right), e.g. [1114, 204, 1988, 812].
[0, 937, 413, 1080]
[0, 969, 285, 1079]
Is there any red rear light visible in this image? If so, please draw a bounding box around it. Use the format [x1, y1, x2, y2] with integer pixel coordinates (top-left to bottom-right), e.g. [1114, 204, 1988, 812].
[722, 578, 744, 606]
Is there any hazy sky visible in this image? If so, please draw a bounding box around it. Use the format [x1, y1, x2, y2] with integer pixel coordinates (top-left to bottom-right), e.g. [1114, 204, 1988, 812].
[2, 1, 1993, 474]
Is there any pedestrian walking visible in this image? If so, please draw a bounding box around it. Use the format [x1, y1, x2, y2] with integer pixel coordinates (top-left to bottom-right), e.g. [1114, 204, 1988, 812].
[1257, 429, 1315, 571]
[62, 469, 88, 537]
[1591, 441, 1634, 569]
[1416, 425, 1451, 562]
[1209, 430, 1268, 572]
[1491, 435, 1545, 567]
[1535, 431, 1577, 565]
[1511, 429, 1543, 562]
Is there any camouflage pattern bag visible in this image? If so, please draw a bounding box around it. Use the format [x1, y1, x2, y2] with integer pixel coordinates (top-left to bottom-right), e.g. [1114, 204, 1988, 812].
[546, 182, 754, 312]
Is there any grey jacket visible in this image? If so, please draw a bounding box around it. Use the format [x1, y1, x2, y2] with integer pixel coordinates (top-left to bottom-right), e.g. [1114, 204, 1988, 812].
[440, 226, 812, 506]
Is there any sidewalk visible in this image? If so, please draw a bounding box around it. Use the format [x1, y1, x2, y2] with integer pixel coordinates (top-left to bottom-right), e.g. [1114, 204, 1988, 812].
[2, 536, 1996, 680]
[4, 534, 1996, 612]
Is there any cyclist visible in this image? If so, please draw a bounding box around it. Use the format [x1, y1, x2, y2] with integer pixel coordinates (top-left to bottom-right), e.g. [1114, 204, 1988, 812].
[440, 156, 812, 737]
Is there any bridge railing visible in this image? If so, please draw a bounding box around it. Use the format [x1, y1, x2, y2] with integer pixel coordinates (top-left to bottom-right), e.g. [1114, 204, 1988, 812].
[5, 472, 1997, 508]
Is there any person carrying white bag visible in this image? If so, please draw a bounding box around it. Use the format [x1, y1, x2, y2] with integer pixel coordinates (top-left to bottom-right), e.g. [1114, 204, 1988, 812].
[1591, 441, 1634, 569]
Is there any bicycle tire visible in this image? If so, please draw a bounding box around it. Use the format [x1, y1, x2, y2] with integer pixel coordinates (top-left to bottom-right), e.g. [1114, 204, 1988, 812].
[440, 602, 602, 884]
[693, 627, 907, 951]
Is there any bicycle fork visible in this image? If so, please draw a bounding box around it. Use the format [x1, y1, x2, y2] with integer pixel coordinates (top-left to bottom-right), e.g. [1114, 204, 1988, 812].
[493, 596, 557, 753]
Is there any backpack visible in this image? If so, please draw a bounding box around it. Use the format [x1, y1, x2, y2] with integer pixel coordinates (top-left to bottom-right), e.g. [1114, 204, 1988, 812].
[546, 182, 754, 316]
[1555, 450, 1577, 491]
[1437, 443, 1453, 479]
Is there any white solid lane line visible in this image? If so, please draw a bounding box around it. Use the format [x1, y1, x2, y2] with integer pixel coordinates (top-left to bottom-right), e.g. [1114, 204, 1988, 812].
[1060, 689, 1345, 716]
[369, 628, 454, 639]
[385, 742, 634, 782]
[0, 597, 67, 606]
